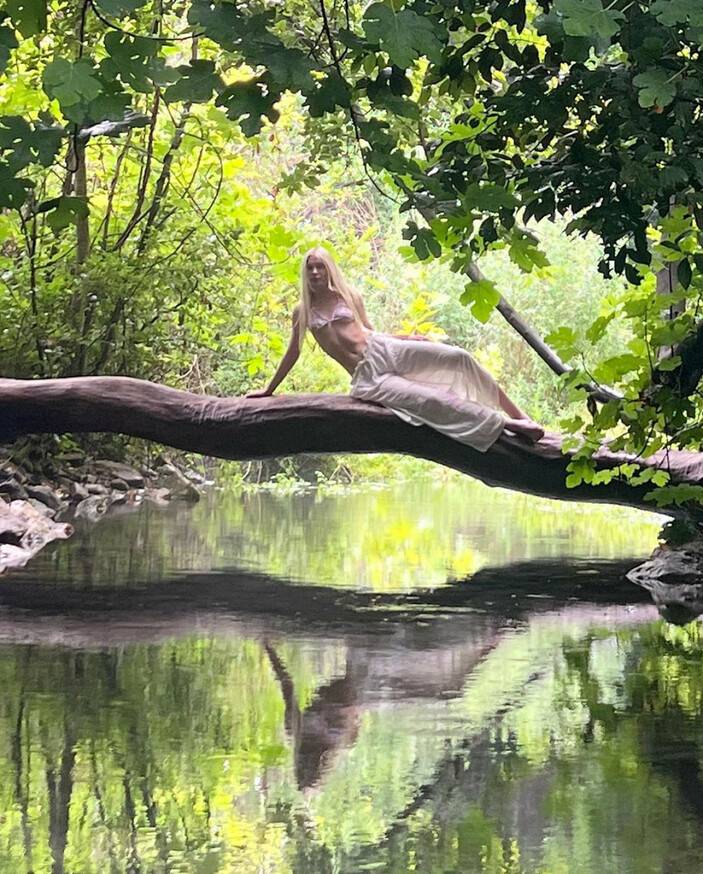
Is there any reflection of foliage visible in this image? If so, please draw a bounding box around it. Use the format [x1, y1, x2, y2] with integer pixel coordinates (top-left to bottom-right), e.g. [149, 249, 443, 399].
[19, 478, 661, 593]
[5, 599, 703, 872]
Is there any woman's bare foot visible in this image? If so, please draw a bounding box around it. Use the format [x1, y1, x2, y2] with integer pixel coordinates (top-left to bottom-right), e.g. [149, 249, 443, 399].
[504, 416, 545, 443]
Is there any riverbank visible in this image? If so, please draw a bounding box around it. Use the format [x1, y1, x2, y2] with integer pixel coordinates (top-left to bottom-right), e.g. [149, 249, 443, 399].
[0, 444, 206, 573]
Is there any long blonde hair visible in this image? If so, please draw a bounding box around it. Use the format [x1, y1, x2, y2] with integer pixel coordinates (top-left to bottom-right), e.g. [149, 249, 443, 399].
[297, 246, 366, 350]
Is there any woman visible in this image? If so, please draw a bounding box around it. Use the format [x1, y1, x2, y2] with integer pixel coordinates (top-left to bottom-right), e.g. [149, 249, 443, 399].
[246, 247, 545, 451]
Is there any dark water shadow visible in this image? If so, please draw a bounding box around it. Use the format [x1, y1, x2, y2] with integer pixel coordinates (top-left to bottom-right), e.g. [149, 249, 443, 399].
[0, 555, 651, 647]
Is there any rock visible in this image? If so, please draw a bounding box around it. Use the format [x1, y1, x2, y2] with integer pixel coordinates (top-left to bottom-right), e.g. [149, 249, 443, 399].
[85, 483, 109, 496]
[143, 487, 171, 506]
[56, 451, 86, 467]
[26, 484, 63, 512]
[0, 478, 27, 501]
[27, 498, 55, 517]
[0, 543, 34, 572]
[92, 460, 144, 488]
[110, 478, 130, 492]
[74, 495, 110, 522]
[184, 468, 206, 484]
[0, 500, 73, 573]
[69, 482, 90, 502]
[155, 463, 201, 502]
[627, 539, 703, 624]
[110, 490, 129, 505]
[627, 540, 703, 589]
[0, 506, 25, 544]
[1, 462, 26, 484]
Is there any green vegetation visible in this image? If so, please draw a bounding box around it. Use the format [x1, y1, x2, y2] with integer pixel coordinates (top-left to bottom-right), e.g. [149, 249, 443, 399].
[2, 1, 703, 502]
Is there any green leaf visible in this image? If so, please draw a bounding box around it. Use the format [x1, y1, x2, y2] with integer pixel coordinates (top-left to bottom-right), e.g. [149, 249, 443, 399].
[305, 74, 350, 117]
[651, 0, 703, 28]
[508, 232, 550, 272]
[565, 457, 595, 488]
[545, 326, 579, 361]
[554, 0, 624, 40]
[363, 3, 442, 68]
[0, 116, 61, 172]
[0, 159, 30, 208]
[633, 69, 676, 109]
[102, 32, 175, 94]
[585, 312, 615, 343]
[677, 257, 692, 289]
[645, 483, 703, 508]
[44, 195, 89, 231]
[657, 354, 682, 372]
[5, 0, 45, 37]
[460, 279, 501, 323]
[163, 60, 222, 104]
[264, 46, 314, 92]
[187, 0, 242, 49]
[93, 0, 147, 17]
[43, 58, 102, 109]
[216, 78, 280, 136]
[0, 13, 18, 74]
[462, 183, 520, 212]
[593, 353, 642, 383]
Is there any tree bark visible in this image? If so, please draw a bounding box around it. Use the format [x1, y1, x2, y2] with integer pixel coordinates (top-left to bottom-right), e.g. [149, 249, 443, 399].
[2, 376, 702, 515]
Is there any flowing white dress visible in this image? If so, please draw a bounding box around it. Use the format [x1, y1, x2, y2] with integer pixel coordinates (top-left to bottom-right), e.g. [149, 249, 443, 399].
[349, 331, 506, 453]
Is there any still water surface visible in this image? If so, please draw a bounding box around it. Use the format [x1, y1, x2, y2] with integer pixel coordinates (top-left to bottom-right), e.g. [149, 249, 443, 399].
[1, 477, 701, 873]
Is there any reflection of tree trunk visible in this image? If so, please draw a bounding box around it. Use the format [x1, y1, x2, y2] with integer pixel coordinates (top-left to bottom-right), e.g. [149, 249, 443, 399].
[11, 648, 33, 871]
[122, 771, 142, 874]
[646, 718, 703, 822]
[46, 719, 76, 874]
[90, 743, 119, 871]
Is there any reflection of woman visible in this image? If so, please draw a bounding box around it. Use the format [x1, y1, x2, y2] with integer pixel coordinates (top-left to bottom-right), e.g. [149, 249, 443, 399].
[246, 246, 544, 452]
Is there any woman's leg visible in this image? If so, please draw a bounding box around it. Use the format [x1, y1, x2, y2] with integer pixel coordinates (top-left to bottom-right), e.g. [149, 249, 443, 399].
[369, 373, 506, 453]
[380, 335, 502, 411]
[497, 387, 525, 419]
[496, 388, 545, 440]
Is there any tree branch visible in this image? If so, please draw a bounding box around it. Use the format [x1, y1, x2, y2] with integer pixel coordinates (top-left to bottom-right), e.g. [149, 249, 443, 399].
[1, 376, 700, 516]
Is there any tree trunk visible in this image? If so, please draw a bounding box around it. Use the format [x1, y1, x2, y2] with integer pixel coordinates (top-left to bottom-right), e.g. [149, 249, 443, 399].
[2, 376, 702, 515]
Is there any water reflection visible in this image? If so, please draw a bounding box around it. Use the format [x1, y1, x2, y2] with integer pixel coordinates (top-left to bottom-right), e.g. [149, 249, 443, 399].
[3, 479, 700, 873]
[9, 477, 662, 591]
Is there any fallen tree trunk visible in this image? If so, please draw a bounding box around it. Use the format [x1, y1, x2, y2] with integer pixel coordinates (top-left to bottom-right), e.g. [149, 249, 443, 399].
[1, 375, 702, 515]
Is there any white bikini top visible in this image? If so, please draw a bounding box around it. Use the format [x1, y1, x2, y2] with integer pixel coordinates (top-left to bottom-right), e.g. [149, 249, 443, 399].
[309, 300, 355, 330]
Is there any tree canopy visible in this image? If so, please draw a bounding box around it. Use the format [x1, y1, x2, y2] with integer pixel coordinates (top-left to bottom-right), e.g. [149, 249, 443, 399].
[4, 0, 703, 508]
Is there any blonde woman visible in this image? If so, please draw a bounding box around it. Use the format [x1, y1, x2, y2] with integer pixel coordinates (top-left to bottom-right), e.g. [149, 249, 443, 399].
[246, 246, 545, 451]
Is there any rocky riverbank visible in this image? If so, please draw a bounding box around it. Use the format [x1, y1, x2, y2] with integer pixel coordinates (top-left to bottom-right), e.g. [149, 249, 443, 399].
[0, 446, 206, 573]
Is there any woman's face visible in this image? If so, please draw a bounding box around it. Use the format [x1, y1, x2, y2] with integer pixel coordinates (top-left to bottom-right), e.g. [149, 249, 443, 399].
[306, 254, 329, 293]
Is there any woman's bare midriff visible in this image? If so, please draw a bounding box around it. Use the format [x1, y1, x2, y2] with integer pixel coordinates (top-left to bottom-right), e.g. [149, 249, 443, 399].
[310, 320, 373, 377]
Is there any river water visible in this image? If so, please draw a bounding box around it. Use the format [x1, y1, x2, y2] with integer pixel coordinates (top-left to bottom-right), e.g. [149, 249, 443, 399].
[1, 476, 702, 873]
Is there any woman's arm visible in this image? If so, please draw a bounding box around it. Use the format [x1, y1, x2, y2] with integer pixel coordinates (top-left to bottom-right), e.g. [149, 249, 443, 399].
[245, 306, 301, 397]
[392, 333, 431, 341]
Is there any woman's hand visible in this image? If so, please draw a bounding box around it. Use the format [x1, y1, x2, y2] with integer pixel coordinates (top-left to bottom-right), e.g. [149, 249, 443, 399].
[244, 388, 274, 398]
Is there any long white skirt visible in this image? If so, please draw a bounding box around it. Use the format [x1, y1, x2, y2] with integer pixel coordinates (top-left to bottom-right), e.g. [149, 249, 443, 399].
[349, 332, 506, 453]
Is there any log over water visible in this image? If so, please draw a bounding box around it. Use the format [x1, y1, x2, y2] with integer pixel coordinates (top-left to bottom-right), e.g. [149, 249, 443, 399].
[2, 376, 703, 515]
